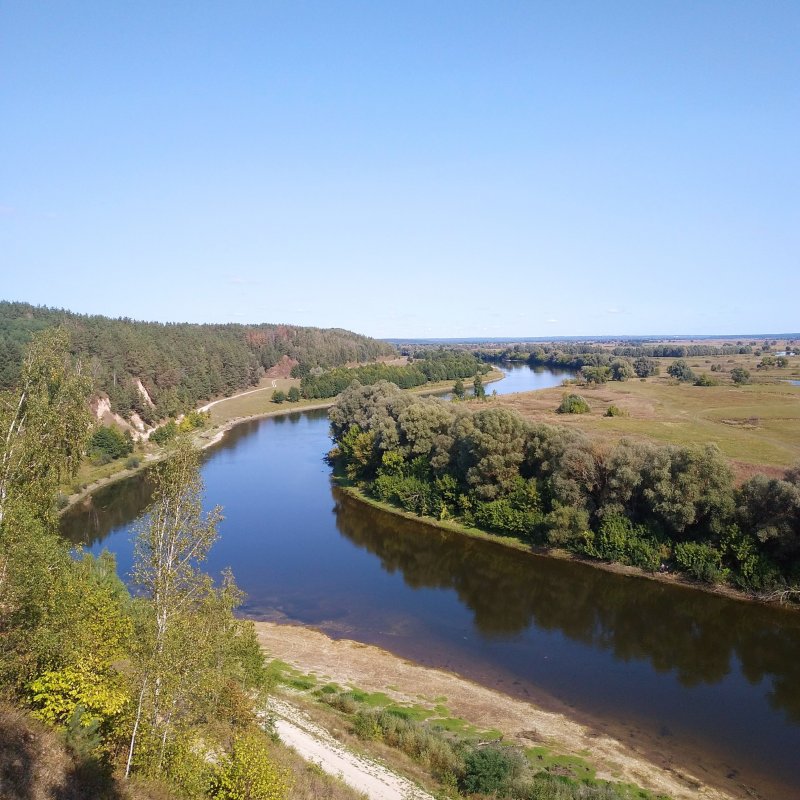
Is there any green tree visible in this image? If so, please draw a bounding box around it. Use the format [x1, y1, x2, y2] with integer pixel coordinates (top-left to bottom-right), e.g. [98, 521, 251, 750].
[452, 378, 465, 400]
[473, 374, 485, 400]
[287, 386, 300, 402]
[271, 389, 286, 403]
[125, 437, 224, 776]
[0, 328, 92, 527]
[667, 359, 696, 383]
[730, 367, 751, 385]
[633, 357, 659, 378]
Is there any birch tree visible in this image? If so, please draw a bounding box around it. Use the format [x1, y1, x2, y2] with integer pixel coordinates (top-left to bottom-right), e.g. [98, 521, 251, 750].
[125, 436, 223, 777]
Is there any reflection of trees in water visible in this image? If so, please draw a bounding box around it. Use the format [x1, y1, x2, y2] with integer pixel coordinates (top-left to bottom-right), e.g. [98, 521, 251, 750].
[60, 473, 155, 548]
[333, 488, 800, 723]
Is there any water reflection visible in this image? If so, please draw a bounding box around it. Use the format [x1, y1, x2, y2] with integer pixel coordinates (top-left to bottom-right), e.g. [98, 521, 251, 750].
[59, 367, 800, 796]
[333, 488, 800, 718]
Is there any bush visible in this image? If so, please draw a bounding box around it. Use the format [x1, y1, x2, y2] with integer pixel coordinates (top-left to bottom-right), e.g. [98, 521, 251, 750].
[556, 394, 590, 414]
[674, 541, 728, 583]
[125, 456, 140, 469]
[150, 420, 178, 445]
[667, 359, 696, 382]
[212, 730, 292, 800]
[731, 367, 751, 385]
[460, 746, 516, 795]
[178, 410, 209, 432]
[287, 386, 301, 402]
[271, 390, 286, 404]
[89, 425, 133, 461]
[694, 373, 719, 386]
[604, 404, 626, 417]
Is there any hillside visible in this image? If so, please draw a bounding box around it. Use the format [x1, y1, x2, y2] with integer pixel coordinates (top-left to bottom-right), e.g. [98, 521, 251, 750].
[0, 301, 394, 420]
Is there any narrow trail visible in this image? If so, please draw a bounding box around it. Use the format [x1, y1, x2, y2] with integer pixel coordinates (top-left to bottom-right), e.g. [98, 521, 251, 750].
[268, 697, 434, 800]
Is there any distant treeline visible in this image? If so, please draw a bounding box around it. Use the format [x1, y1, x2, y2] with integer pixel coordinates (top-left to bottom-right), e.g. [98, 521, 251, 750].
[329, 382, 800, 595]
[478, 341, 756, 370]
[300, 350, 489, 399]
[0, 301, 394, 420]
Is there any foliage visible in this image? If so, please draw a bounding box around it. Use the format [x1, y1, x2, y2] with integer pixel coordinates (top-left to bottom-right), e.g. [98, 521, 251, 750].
[633, 357, 659, 378]
[0, 300, 393, 419]
[271, 390, 286, 403]
[556, 394, 590, 414]
[694, 373, 719, 387]
[212, 730, 292, 800]
[301, 349, 488, 399]
[0, 327, 92, 528]
[673, 542, 728, 583]
[179, 410, 210, 432]
[90, 425, 134, 462]
[666, 359, 696, 383]
[329, 382, 800, 594]
[730, 367, 751, 385]
[604, 405, 626, 417]
[150, 420, 178, 445]
[286, 386, 300, 402]
[460, 746, 518, 795]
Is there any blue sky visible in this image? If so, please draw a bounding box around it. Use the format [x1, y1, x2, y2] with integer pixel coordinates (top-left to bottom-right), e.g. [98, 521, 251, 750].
[1, 2, 798, 338]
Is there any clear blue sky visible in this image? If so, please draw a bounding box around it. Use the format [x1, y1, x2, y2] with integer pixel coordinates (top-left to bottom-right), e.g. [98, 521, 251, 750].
[1, 2, 798, 338]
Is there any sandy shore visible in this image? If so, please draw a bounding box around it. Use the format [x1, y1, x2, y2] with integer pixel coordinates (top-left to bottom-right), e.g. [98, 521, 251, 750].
[255, 622, 749, 800]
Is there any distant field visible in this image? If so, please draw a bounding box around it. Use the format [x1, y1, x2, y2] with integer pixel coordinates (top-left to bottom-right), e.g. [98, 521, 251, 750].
[492, 369, 800, 481]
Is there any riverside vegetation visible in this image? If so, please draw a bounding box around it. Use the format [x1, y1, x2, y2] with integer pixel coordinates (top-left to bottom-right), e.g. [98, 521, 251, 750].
[0, 329, 294, 799]
[328, 381, 800, 597]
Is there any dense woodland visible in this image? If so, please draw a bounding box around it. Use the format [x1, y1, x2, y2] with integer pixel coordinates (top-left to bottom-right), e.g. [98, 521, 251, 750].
[329, 382, 800, 595]
[0, 301, 394, 421]
[299, 349, 489, 399]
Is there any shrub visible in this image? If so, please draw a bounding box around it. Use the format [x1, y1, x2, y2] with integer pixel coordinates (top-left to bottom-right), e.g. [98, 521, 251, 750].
[89, 425, 133, 461]
[674, 542, 728, 583]
[694, 373, 719, 386]
[212, 730, 292, 800]
[178, 410, 209, 432]
[287, 386, 301, 402]
[150, 420, 178, 445]
[731, 367, 751, 385]
[125, 456, 140, 469]
[556, 394, 590, 414]
[460, 746, 516, 795]
[271, 390, 287, 404]
[667, 359, 696, 382]
[604, 405, 626, 417]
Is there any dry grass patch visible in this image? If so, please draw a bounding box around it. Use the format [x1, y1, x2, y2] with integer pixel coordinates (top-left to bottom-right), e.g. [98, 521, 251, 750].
[492, 378, 800, 480]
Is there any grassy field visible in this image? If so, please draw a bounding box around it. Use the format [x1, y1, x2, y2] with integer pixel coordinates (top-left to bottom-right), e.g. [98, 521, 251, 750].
[492, 366, 800, 480]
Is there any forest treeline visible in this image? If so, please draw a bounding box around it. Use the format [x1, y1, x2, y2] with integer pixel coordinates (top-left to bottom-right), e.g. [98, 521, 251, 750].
[299, 350, 489, 399]
[0, 329, 290, 799]
[329, 382, 800, 595]
[0, 301, 394, 421]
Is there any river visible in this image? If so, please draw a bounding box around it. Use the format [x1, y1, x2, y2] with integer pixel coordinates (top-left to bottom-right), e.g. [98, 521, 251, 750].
[61, 364, 800, 799]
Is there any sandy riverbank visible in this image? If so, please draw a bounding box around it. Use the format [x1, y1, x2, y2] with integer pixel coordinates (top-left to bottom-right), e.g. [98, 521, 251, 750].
[255, 621, 747, 800]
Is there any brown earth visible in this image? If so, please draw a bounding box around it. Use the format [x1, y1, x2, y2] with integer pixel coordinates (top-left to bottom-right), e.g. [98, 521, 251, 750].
[265, 355, 299, 378]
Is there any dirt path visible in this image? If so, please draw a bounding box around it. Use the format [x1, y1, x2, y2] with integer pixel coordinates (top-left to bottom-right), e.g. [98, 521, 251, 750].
[268, 697, 433, 800]
[255, 622, 742, 800]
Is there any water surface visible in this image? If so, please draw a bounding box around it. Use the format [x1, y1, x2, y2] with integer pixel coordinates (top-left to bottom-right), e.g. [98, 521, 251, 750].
[61, 366, 800, 799]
